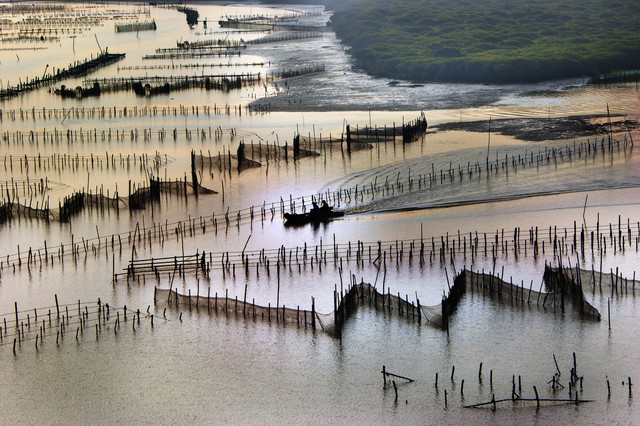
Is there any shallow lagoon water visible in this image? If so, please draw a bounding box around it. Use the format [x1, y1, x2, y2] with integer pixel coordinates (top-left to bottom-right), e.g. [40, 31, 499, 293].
[0, 2, 639, 424]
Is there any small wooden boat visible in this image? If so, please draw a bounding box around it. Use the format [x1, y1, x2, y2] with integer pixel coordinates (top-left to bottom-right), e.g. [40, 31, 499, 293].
[283, 208, 344, 226]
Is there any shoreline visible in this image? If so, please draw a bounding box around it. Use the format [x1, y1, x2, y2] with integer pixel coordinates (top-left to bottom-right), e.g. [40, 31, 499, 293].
[433, 114, 640, 142]
[250, 87, 640, 141]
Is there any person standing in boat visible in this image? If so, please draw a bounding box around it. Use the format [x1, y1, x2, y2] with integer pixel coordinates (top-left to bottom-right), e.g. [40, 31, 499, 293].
[310, 201, 319, 216]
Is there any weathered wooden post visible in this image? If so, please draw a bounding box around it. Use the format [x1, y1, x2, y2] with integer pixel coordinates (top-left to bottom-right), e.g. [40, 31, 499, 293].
[382, 365, 386, 386]
[293, 134, 300, 159]
[54, 294, 60, 320]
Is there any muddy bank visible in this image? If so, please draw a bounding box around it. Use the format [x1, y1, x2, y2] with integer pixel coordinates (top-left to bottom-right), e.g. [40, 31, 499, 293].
[432, 114, 639, 142]
[244, 29, 553, 113]
[247, 72, 505, 113]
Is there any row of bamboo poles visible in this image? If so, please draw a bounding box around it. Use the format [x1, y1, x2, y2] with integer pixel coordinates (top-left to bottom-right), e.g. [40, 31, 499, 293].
[0, 296, 154, 357]
[2, 141, 637, 268]
[247, 31, 324, 45]
[1, 151, 169, 176]
[0, 104, 256, 123]
[218, 18, 326, 33]
[0, 34, 60, 43]
[0, 104, 258, 122]
[0, 173, 209, 225]
[114, 20, 156, 33]
[1, 288, 631, 408]
[2, 124, 240, 146]
[110, 214, 640, 288]
[2, 20, 103, 30]
[142, 50, 243, 60]
[82, 64, 324, 93]
[2, 288, 629, 408]
[1, 133, 638, 264]
[117, 61, 267, 71]
[4, 27, 87, 36]
[149, 264, 620, 343]
[0, 51, 125, 100]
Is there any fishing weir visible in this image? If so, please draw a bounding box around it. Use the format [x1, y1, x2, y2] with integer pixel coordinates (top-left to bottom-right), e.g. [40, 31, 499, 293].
[151, 265, 605, 340]
[114, 20, 157, 33]
[0, 111, 430, 227]
[0, 173, 212, 224]
[218, 13, 327, 33]
[0, 51, 125, 100]
[0, 1, 637, 420]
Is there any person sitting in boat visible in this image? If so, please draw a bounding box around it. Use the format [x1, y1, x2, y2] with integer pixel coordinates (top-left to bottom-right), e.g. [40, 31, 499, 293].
[310, 201, 320, 216]
[320, 200, 332, 213]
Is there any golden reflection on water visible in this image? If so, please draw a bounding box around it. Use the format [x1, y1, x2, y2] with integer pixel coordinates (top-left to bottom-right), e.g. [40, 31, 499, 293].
[0, 2, 638, 423]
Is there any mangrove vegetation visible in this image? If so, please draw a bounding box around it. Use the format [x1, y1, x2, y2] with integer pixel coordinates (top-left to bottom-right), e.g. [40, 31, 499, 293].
[327, 0, 640, 83]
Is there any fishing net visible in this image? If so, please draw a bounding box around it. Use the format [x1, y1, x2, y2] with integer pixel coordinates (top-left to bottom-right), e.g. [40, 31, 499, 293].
[154, 265, 608, 340]
[155, 281, 443, 338]
[155, 287, 329, 331]
[543, 266, 602, 320]
[463, 268, 601, 321]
